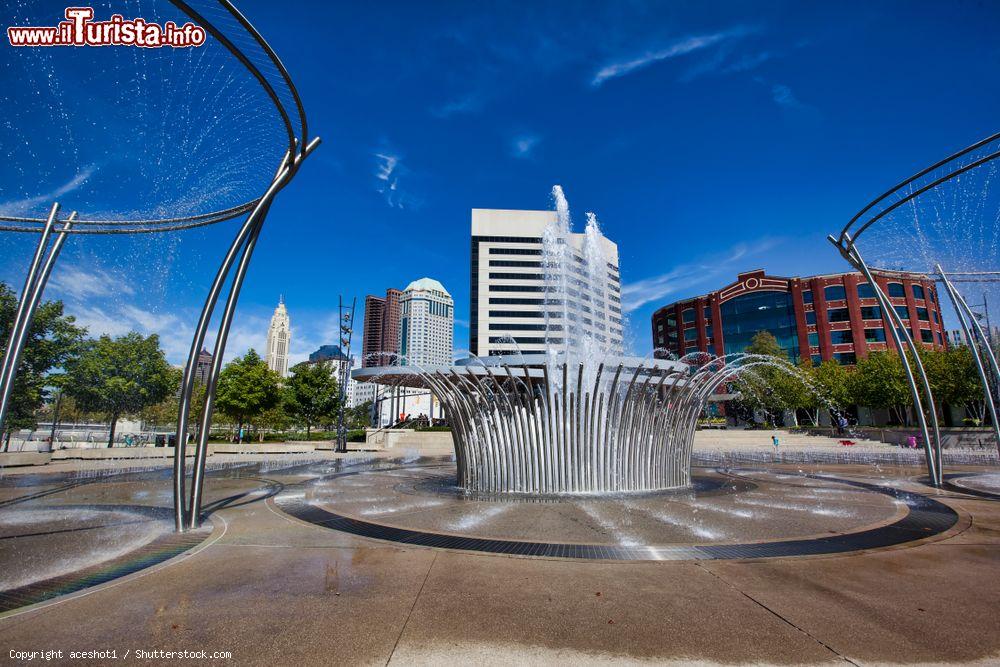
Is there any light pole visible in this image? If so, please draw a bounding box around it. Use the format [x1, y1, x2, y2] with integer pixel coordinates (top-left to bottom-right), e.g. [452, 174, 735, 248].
[336, 296, 357, 453]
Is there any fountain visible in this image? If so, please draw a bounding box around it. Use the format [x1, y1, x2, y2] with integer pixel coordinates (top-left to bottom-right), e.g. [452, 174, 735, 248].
[355, 189, 822, 495]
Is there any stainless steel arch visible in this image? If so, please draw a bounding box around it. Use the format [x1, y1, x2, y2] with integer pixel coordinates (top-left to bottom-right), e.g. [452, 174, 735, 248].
[167, 1, 319, 531]
[0, 2, 319, 532]
[828, 131, 1000, 486]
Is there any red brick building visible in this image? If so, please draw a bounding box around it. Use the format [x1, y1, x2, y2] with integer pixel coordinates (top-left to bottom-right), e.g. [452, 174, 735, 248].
[651, 269, 946, 364]
[361, 288, 402, 367]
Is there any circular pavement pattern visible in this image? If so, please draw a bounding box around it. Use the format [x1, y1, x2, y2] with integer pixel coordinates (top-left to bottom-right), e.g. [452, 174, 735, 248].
[275, 461, 959, 561]
[0, 504, 209, 614]
[947, 472, 1000, 499]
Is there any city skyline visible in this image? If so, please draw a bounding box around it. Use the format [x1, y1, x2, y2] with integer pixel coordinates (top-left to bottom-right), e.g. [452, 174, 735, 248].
[2, 1, 997, 366]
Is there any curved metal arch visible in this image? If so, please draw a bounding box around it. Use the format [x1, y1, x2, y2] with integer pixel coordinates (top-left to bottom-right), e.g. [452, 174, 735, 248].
[168, 0, 297, 159]
[0, 200, 258, 234]
[936, 267, 1000, 458]
[826, 133, 1000, 486]
[217, 0, 309, 148]
[168, 0, 319, 529]
[0, 2, 318, 497]
[0, 207, 76, 447]
[143, 0, 322, 531]
[835, 131, 1000, 247]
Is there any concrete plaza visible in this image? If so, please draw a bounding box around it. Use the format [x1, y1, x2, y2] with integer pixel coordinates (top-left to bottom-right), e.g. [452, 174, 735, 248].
[0, 451, 998, 666]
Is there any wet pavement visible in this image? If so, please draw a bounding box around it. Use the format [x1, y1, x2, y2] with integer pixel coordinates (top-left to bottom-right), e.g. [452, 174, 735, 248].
[0, 453, 998, 665]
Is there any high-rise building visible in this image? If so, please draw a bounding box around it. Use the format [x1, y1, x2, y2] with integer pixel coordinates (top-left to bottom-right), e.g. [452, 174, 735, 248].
[399, 277, 454, 366]
[470, 208, 623, 357]
[307, 344, 350, 382]
[265, 297, 291, 377]
[651, 268, 948, 365]
[382, 288, 402, 361]
[949, 326, 999, 348]
[361, 296, 385, 367]
[361, 288, 403, 367]
[194, 348, 213, 384]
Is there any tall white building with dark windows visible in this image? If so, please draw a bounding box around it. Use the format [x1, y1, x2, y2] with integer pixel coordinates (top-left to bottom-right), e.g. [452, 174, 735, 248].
[470, 209, 623, 358]
[399, 278, 454, 366]
[265, 297, 291, 377]
[385, 278, 453, 424]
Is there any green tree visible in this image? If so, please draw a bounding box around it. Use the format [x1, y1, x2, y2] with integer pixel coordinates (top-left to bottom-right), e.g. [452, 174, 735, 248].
[853, 351, 912, 425]
[745, 330, 785, 358]
[285, 361, 340, 438]
[734, 330, 810, 426]
[0, 283, 86, 447]
[257, 403, 292, 439]
[63, 332, 177, 447]
[923, 346, 985, 422]
[214, 349, 281, 441]
[347, 400, 374, 429]
[138, 366, 186, 429]
[810, 360, 854, 408]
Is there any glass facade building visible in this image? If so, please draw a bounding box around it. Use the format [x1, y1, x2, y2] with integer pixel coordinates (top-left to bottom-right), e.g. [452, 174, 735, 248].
[651, 269, 946, 365]
[719, 291, 799, 360]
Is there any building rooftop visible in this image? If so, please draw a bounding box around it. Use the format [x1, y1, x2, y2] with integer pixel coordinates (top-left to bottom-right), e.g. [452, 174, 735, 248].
[404, 277, 450, 296]
[309, 344, 349, 362]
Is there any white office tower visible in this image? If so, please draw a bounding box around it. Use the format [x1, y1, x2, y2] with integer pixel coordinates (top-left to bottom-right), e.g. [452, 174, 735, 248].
[265, 297, 291, 377]
[399, 278, 454, 366]
[391, 278, 453, 423]
[470, 205, 623, 358]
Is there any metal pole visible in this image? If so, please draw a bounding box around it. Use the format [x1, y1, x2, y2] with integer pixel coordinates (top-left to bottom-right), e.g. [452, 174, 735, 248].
[0, 210, 74, 447]
[336, 297, 349, 452]
[335, 296, 356, 453]
[985, 295, 993, 350]
[0, 204, 59, 443]
[48, 389, 62, 446]
[831, 236, 940, 484]
[188, 175, 287, 529]
[938, 268, 1000, 455]
[172, 213, 258, 530]
[173, 152, 294, 531]
[184, 138, 319, 530]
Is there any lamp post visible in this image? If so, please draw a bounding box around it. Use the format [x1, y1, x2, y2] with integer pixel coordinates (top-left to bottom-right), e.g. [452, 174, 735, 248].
[336, 296, 357, 453]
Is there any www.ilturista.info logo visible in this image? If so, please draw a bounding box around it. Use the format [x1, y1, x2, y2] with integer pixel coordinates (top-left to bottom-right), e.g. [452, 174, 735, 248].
[7, 7, 206, 48]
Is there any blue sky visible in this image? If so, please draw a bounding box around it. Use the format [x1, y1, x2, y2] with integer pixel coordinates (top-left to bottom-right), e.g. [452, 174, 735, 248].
[2, 0, 999, 364]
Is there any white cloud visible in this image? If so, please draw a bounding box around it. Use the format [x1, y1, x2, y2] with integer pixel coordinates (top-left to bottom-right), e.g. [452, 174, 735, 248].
[375, 153, 399, 183]
[621, 238, 782, 312]
[0, 165, 98, 216]
[511, 134, 540, 158]
[67, 302, 192, 363]
[48, 264, 136, 301]
[373, 151, 420, 209]
[42, 258, 355, 371]
[681, 48, 775, 83]
[591, 26, 756, 87]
